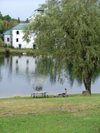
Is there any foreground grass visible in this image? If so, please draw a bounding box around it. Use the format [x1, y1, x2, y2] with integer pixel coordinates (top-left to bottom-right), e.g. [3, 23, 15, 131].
[0, 94, 100, 133]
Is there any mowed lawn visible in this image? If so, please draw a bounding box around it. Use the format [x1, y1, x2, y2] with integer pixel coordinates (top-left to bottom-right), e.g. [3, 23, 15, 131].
[0, 94, 100, 133]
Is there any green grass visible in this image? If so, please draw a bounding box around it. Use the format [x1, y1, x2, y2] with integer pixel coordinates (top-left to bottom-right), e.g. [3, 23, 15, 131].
[0, 47, 37, 55]
[0, 94, 100, 133]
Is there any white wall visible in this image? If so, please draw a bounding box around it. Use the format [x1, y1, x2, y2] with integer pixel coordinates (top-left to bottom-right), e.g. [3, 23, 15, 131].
[12, 29, 35, 48]
[4, 35, 11, 46]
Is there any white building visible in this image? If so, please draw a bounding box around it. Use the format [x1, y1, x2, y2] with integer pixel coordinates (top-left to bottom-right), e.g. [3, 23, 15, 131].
[29, 7, 44, 21]
[3, 23, 36, 49]
[3, 7, 44, 49]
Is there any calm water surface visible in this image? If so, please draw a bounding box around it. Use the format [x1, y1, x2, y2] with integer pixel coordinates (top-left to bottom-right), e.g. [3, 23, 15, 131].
[0, 56, 100, 98]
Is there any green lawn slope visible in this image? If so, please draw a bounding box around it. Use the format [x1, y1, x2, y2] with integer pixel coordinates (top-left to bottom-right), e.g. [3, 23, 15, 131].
[0, 94, 100, 133]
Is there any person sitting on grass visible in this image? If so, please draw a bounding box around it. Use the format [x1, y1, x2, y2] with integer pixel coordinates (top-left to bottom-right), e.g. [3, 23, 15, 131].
[59, 88, 67, 97]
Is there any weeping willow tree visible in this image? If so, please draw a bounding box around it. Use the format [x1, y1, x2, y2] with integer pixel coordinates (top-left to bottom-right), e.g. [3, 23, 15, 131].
[23, 0, 100, 95]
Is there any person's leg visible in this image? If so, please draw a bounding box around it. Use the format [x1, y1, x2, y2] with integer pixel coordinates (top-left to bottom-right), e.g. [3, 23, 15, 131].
[62, 93, 66, 97]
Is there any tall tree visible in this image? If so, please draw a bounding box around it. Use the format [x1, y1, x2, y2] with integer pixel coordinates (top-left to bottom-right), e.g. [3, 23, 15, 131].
[0, 20, 5, 34]
[3, 15, 11, 22]
[18, 17, 20, 23]
[23, 0, 100, 95]
[8, 20, 15, 29]
[0, 12, 3, 20]
[0, 20, 3, 31]
[26, 18, 29, 23]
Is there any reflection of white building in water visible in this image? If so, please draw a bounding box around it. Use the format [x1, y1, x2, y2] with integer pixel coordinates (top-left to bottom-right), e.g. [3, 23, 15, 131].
[4, 56, 48, 91]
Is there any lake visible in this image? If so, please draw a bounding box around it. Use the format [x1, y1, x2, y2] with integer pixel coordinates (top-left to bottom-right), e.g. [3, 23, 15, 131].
[0, 55, 100, 98]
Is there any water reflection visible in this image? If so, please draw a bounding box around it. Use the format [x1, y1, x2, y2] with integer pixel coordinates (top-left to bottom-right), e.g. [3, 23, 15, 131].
[4, 56, 48, 90]
[0, 56, 4, 81]
[0, 55, 99, 98]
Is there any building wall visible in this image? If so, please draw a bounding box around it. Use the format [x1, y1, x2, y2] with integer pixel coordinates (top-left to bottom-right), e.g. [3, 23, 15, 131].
[12, 29, 35, 48]
[4, 35, 11, 45]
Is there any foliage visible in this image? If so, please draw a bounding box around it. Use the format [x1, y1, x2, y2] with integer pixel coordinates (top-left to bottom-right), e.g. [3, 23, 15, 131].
[5, 48, 10, 54]
[0, 12, 23, 34]
[0, 19, 5, 34]
[8, 20, 16, 29]
[0, 20, 4, 30]
[26, 18, 29, 23]
[3, 14, 11, 22]
[0, 12, 3, 20]
[23, 0, 100, 95]
[0, 38, 5, 47]
[18, 17, 20, 23]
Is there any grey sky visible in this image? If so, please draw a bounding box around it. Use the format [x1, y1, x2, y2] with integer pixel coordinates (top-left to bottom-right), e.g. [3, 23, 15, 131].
[0, 0, 46, 21]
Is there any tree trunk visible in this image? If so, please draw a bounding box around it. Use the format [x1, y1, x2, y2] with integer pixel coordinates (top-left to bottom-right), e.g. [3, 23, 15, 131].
[83, 76, 91, 95]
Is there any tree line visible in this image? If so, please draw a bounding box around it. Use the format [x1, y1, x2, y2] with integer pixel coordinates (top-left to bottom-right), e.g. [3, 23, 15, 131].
[0, 12, 29, 35]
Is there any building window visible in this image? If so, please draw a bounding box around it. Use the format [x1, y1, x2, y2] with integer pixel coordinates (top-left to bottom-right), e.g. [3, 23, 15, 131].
[16, 31, 19, 34]
[7, 38, 9, 42]
[16, 38, 19, 42]
[27, 39, 30, 43]
[37, 10, 43, 13]
[33, 44, 36, 49]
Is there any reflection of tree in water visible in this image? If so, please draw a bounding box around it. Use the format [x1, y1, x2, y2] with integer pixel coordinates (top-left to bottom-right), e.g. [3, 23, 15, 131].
[36, 57, 57, 84]
[36, 57, 76, 86]
[50, 72, 56, 84]
[35, 86, 43, 91]
[29, 70, 48, 91]
[36, 57, 100, 90]
[65, 60, 100, 88]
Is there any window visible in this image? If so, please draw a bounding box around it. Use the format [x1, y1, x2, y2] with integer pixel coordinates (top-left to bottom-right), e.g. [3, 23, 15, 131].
[16, 31, 19, 34]
[33, 44, 36, 49]
[27, 39, 29, 43]
[16, 38, 19, 42]
[7, 38, 9, 42]
[37, 10, 43, 13]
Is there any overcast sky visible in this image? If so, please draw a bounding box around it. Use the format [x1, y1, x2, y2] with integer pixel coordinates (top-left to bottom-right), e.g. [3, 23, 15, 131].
[0, 0, 46, 21]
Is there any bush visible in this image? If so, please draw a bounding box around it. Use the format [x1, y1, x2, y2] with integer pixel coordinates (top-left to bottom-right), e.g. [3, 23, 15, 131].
[5, 48, 10, 54]
[11, 46, 14, 49]
[8, 45, 14, 49]
[0, 38, 5, 47]
[3, 44, 7, 48]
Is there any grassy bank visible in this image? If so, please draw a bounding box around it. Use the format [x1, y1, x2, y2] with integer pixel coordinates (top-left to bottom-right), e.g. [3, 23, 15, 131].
[0, 47, 37, 55]
[0, 94, 100, 133]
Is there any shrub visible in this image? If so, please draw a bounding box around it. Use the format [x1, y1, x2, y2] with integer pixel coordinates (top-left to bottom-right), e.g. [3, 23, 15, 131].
[0, 38, 5, 47]
[5, 48, 10, 54]
[8, 45, 14, 49]
[3, 44, 7, 48]
[11, 46, 14, 49]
